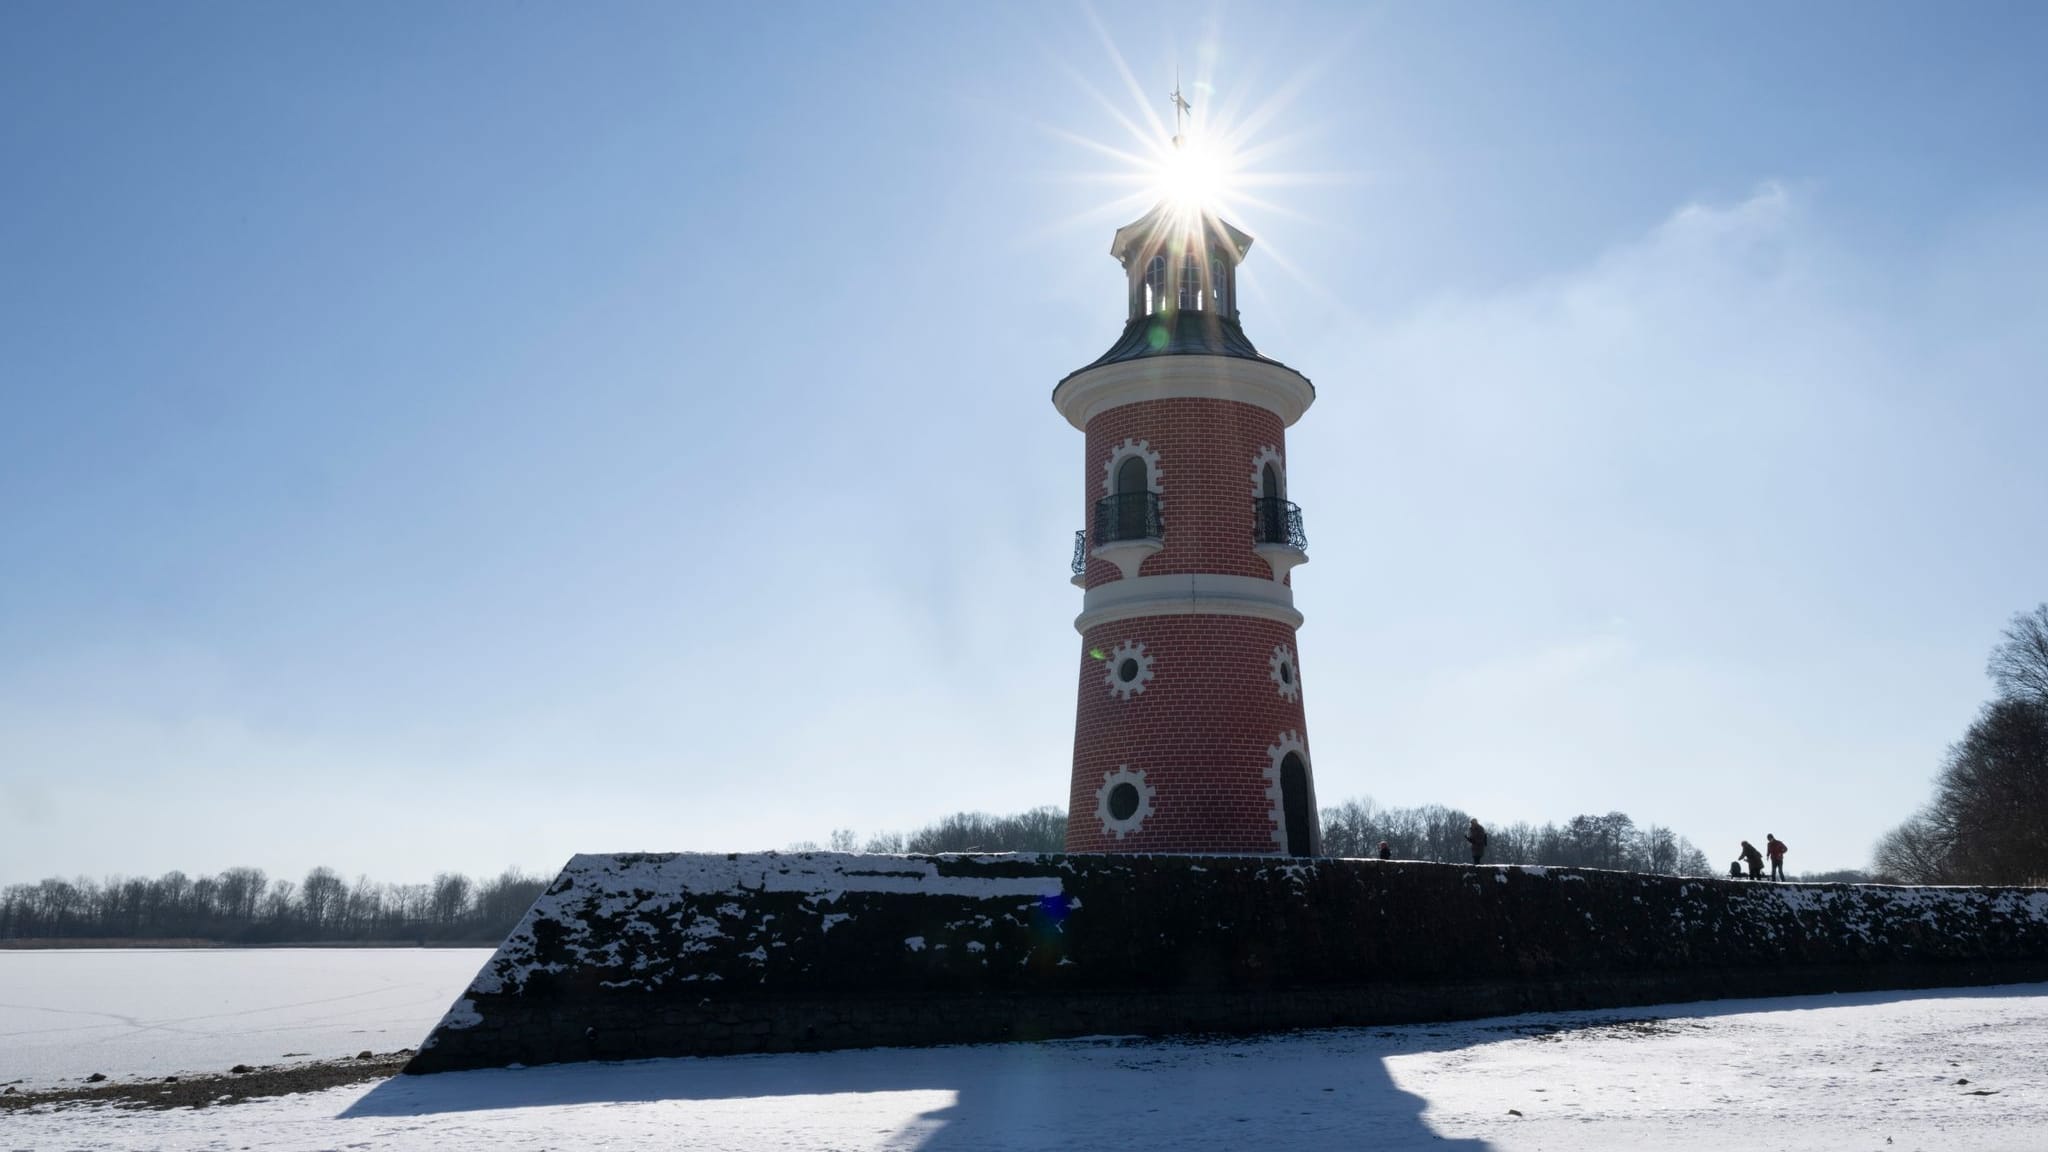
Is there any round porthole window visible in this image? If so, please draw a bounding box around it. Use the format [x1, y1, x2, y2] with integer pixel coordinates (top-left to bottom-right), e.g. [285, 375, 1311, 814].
[1103, 639, 1155, 700]
[1269, 644, 1300, 702]
[1107, 782, 1140, 820]
[1094, 766, 1154, 839]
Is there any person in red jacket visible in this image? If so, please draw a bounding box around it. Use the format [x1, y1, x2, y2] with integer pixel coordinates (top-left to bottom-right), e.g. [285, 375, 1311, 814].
[1766, 834, 1788, 881]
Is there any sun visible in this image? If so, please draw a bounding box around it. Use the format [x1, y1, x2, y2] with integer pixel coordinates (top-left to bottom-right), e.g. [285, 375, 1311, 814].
[1043, 50, 1328, 248]
[1151, 130, 1237, 212]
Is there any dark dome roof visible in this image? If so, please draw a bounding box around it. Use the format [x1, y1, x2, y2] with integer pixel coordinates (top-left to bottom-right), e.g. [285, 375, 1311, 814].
[1060, 309, 1307, 385]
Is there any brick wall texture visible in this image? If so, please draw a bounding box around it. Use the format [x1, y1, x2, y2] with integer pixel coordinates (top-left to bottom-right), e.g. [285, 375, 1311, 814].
[1080, 396, 1288, 587]
[1069, 614, 1312, 853]
[1070, 393, 1315, 855]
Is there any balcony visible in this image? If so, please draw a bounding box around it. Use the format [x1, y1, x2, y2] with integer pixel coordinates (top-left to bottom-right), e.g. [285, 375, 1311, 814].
[1252, 497, 1309, 581]
[1083, 491, 1165, 581]
[1096, 491, 1165, 545]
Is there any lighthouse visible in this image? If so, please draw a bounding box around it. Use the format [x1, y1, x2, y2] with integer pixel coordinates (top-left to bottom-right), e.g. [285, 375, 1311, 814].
[1057, 115, 1321, 857]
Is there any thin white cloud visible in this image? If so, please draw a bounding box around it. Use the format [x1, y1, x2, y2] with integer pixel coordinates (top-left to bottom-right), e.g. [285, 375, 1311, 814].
[1300, 184, 2048, 870]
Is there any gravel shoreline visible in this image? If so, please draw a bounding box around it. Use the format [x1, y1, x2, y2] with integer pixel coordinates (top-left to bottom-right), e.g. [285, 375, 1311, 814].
[0, 1051, 412, 1112]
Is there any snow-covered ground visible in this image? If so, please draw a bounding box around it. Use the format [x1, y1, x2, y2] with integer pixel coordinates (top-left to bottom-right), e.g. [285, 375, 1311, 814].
[13, 983, 2046, 1151]
[0, 948, 490, 1088]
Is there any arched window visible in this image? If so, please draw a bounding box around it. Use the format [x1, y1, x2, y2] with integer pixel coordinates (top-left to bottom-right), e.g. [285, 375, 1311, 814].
[1114, 454, 1151, 541]
[1257, 461, 1287, 544]
[1145, 255, 1167, 315]
[1211, 256, 1229, 314]
[1116, 455, 1148, 495]
[1179, 253, 1202, 311]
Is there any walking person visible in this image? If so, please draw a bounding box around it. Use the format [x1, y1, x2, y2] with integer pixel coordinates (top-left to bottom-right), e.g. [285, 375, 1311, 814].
[1766, 834, 1788, 882]
[1465, 819, 1489, 865]
[1739, 839, 1764, 880]
[1377, 840, 1391, 861]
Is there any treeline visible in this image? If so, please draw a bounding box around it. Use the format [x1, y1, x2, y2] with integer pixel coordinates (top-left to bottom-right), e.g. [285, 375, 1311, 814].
[1873, 604, 2048, 886]
[1321, 801, 1715, 875]
[0, 866, 548, 944]
[794, 807, 1070, 854]
[800, 802, 1718, 875]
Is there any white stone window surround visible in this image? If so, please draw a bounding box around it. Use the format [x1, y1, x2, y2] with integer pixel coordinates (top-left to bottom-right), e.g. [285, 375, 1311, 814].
[1262, 732, 1318, 855]
[1269, 643, 1300, 703]
[1101, 438, 1164, 501]
[1090, 438, 1168, 581]
[1095, 765, 1156, 840]
[1250, 446, 1286, 499]
[1103, 639, 1156, 700]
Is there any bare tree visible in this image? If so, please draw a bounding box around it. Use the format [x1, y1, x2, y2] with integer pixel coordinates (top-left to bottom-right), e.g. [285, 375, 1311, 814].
[429, 873, 474, 925]
[260, 879, 296, 923]
[1988, 604, 2048, 707]
[1642, 826, 1680, 874]
[300, 867, 345, 931]
[473, 869, 546, 933]
[1929, 698, 2048, 884]
[903, 807, 1068, 853]
[1872, 811, 1952, 885]
[1870, 606, 2048, 886]
[217, 867, 266, 922]
[0, 864, 552, 943]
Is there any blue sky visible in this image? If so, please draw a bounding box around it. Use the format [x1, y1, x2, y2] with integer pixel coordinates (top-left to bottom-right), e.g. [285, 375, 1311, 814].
[4, 2, 2045, 882]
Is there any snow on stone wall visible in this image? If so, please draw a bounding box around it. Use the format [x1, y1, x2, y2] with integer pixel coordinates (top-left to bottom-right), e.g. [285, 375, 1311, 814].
[406, 851, 2048, 1074]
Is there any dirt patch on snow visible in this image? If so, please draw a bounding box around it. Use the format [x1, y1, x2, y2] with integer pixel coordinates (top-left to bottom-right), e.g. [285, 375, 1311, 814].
[0, 1051, 410, 1112]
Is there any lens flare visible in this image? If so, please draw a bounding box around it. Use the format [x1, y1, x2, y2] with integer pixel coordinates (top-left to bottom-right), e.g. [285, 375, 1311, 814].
[1151, 132, 1236, 211]
[1037, 37, 1347, 282]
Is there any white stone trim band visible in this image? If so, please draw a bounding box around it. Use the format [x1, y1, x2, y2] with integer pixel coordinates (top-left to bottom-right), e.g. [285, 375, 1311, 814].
[1075, 572, 1304, 633]
[1053, 355, 1316, 430]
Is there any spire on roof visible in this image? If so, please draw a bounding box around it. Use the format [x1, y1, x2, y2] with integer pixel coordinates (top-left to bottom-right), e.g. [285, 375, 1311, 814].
[1170, 72, 1193, 148]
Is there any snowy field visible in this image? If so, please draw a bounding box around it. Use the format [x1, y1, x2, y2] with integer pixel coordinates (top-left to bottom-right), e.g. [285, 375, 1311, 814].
[0, 948, 490, 1088]
[10, 982, 2046, 1151]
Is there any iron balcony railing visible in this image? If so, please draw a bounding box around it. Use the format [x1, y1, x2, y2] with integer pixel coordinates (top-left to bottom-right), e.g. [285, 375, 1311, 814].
[1093, 491, 1165, 546]
[1253, 497, 1307, 550]
[1071, 529, 1088, 576]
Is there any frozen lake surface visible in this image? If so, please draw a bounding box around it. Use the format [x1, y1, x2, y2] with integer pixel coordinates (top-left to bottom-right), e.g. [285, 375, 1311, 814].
[8, 980, 2047, 1150]
[0, 947, 490, 1088]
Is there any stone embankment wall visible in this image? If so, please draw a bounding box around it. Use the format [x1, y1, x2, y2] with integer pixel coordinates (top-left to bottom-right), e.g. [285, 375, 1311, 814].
[406, 852, 2048, 1074]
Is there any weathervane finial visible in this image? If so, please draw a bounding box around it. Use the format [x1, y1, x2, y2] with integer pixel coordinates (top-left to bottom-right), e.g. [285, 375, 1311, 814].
[1170, 70, 1193, 146]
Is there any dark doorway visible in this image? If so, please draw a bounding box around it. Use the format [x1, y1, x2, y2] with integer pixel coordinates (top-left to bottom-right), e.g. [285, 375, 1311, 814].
[1280, 753, 1312, 856]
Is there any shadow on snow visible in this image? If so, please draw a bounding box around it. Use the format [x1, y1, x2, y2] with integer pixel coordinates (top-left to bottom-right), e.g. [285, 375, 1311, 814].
[341, 983, 2047, 1151]
[344, 1030, 1490, 1151]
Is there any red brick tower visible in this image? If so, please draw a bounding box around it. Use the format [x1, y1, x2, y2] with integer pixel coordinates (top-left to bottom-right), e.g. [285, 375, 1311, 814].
[1058, 196, 1321, 856]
